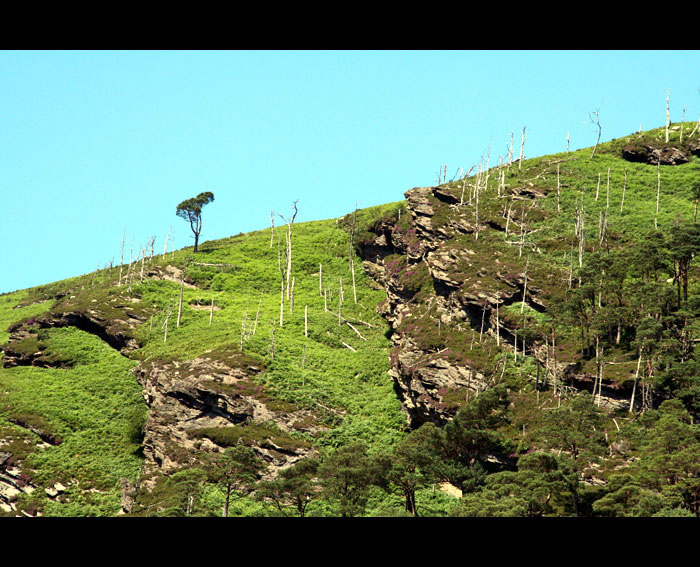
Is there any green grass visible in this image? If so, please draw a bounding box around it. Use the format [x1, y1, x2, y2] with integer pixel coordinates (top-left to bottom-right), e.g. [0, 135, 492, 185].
[0, 204, 408, 515]
[0, 327, 145, 516]
[1, 125, 697, 516]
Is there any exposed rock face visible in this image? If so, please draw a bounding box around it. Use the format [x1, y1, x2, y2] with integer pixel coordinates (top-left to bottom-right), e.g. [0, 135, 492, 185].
[133, 349, 322, 485]
[622, 144, 690, 165]
[1, 296, 147, 368]
[357, 183, 637, 426]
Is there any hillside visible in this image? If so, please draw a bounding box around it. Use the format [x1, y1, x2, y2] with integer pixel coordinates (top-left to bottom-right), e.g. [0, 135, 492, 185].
[1, 124, 698, 517]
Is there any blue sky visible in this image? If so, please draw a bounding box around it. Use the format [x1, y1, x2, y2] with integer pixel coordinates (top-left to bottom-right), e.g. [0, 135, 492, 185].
[1, 50, 699, 294]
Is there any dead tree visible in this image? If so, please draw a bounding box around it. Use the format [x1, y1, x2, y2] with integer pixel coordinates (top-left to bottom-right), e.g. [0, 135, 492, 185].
[163, 227, 171, 259]
[349, 204, 358, 304]
[290, 276, 295, 314]
[620, 169, 627, 213]
[588, 108, 602, 158]
[665, 88, 671, 143]
[278, 238, 285, 326]
[521, 256, 529, 314]
[680, 105, 686, 143]
[518, 126, 527, 171]
[177, 272, 184, 328]
[119, 229, 126, 286]
[252, 291, 263, 335]
[163, 300, 174, 344]
[279, 201, 299, 301]
[508, 131, 514, 167]
[655, 162, 661, 230]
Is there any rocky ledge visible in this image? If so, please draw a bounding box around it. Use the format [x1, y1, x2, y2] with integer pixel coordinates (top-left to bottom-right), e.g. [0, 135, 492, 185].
[357, 184, 638, 426]
[133, 347, 323, 486]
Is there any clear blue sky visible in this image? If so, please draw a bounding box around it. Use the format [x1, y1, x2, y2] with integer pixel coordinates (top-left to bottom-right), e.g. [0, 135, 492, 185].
[1, 50, 699, 294]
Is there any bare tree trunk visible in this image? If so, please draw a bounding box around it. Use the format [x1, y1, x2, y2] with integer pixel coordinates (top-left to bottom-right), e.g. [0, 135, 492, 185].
[655, 161, 661, 230]
[163, 227, 170, 259]
[589, 108, 601, 158]
[209, 298, 214, 326]
[597, 345, 604, 407]
[665, 88, 670, 143]
[680, 105, 685, 143]
[594, 335, 600, 405]
[119, 229, 125, 286]
[474, 166, 480, 241]
[163, 300, 173, 343]
[518, 126, 526, 170]
[285, 230, 291, 300]
[279, 201, 298, 301]
[290, 277, 295, 314]
[508, 132, 514, 167]
[280, 277, 284, 327]
[350, 205, 358, 304]
[521, 256, 529, 314]
[305, 305, 308, 337]
[620, 169, 627, 213]
[496, 303, 500, 346]
[270, 210, 275, 248]
[319, 263, 323, 296]
[177, 273, 184, 328]
[629, 352, 642, 413]
[252, 291, 262, 336]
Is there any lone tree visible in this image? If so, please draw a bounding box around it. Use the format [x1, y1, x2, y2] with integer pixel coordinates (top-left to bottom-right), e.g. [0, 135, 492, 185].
[176, 191, 214, 253]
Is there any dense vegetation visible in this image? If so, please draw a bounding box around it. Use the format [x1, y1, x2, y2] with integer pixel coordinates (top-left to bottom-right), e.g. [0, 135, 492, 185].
[0, 124, 698, 517]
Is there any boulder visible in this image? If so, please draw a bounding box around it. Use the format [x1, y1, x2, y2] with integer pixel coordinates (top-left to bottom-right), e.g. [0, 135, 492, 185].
[622, 144, 689, 165]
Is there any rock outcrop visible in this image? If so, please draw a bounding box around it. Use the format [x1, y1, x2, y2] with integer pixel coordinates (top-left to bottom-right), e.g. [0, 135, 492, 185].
[357, 183, 638, 427]
[133, 347, 323, 486]
[622, 143, 691, 166]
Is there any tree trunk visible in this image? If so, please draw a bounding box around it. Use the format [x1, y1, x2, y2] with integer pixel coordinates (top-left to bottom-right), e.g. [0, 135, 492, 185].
[629, 353, 642, 413]
[405, 489, 417, 516]
[177, 274, 184, 328]
[223, 483, 232, 518]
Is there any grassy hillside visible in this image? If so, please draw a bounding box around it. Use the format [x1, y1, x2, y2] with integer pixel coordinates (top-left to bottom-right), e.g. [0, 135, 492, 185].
[1, 123, 698, 517]
[0, 203, 414, 516]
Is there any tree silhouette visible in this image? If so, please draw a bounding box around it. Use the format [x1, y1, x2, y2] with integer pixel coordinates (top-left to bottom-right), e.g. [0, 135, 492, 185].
[176, 191, 214, 253]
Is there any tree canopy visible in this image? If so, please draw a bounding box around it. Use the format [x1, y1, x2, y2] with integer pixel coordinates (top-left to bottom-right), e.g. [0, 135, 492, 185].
[176, 191, 215, 253]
